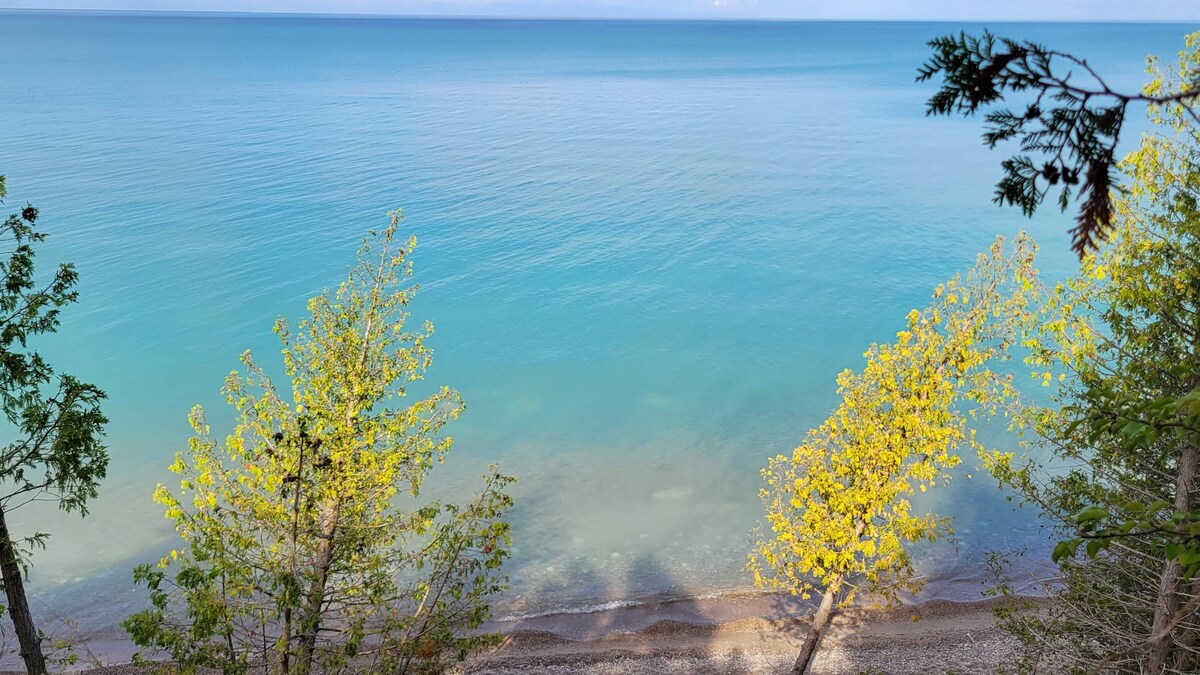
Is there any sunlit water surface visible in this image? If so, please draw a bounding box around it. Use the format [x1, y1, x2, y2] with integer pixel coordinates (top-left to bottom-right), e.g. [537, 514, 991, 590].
[0, 12, 1186, 633]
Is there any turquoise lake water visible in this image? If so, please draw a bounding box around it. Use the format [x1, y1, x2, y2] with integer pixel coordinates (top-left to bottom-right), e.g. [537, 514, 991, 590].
[0, 12, 1191, 630]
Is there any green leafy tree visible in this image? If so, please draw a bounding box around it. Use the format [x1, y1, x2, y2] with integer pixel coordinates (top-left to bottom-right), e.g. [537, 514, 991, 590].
[0, 176, 108, 675]
[749, 235, 1038, 675]
[124, 213, 513, 675]
[988, 41, 1200, 673]
[918, 30, 1200, 254]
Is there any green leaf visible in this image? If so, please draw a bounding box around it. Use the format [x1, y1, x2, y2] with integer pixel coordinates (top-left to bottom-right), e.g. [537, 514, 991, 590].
[1120, 421, 1148, 444]
[1177, 548, 1200, 567]
[1074, 506, 1109, 524]
[1052, 539, 1082, 563]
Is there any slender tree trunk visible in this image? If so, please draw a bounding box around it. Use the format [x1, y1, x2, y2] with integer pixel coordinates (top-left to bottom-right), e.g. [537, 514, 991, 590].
[1147, 445, 1198, 674]
[279, 429, 308, 675]
[295, 501, 341, 675]
[0, 505, 46, 675]
[792, 579, 840, 675]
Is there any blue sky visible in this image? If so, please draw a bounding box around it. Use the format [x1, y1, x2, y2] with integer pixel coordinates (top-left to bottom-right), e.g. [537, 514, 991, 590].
[7, 0, 1200, 21]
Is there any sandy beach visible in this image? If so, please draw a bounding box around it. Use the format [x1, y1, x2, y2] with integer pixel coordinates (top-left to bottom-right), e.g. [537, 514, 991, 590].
[30, 594, 1029, 675]
[468, 596, 1024, 674]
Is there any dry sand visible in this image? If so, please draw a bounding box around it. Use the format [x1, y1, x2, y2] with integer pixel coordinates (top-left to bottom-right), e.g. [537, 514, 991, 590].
[467, 596, 1026, 674]
[15, 594, 1030, 674]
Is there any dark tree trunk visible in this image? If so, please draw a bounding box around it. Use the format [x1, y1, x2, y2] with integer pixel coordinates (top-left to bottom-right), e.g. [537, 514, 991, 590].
[0, 505, 46, 675]
[792, 581, 839, 675]
[295, 502, 341, 675]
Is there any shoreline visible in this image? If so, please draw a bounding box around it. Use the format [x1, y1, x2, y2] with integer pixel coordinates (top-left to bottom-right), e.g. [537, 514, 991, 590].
[13, 592, 1039, 674]
[469, 595, 1034, 674]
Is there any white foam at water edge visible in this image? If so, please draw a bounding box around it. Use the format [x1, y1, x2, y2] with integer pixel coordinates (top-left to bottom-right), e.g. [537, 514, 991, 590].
[492, 587, 782, 624]
[493, 598, 645, 622]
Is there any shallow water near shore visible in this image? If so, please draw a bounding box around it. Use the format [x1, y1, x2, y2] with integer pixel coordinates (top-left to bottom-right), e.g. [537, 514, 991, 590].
[0, 12, 1185, 639]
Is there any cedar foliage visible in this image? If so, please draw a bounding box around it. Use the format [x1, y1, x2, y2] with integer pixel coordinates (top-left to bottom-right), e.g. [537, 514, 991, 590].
[918, 30, 1200, 254]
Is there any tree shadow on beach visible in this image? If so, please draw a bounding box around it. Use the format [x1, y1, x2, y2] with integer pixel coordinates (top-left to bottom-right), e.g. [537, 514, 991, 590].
[619, 554, 809, 675]
[471, 539, 845, 674]
[765, 590, 814, 642]
[470, 551, 767, 673]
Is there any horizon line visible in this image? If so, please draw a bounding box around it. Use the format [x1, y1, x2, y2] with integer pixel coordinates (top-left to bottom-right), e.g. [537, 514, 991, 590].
[1, 7, 1197, 24]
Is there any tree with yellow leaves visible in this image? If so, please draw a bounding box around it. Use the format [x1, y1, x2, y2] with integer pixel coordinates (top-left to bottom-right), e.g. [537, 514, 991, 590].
[749, 235, 1038, 675]
[124, 213, 514, 675]
[985, 35, 1200, 673]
